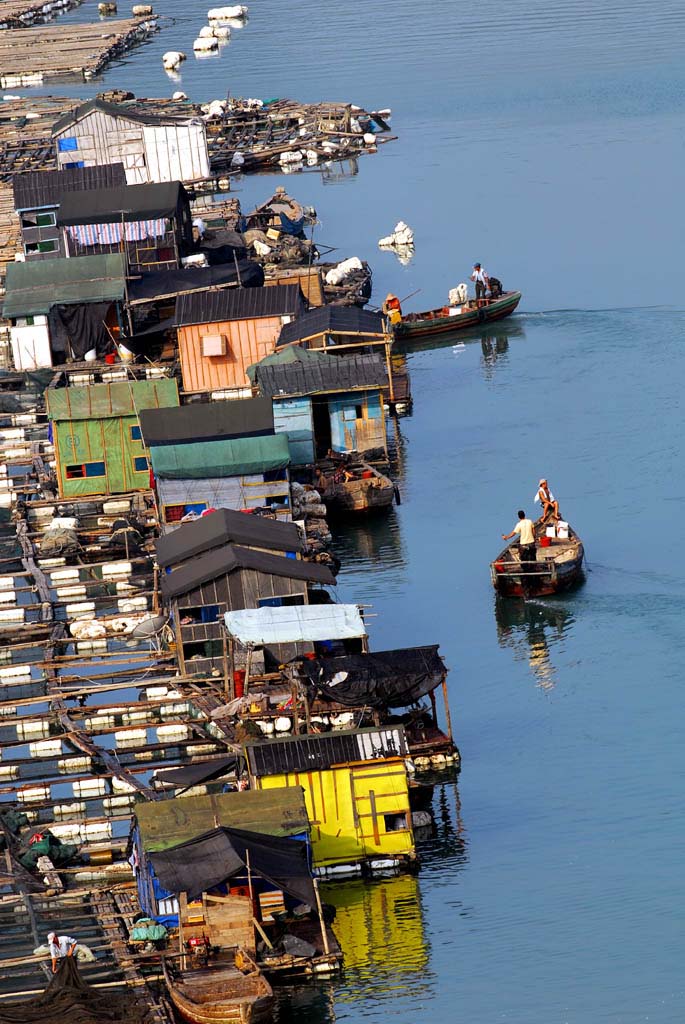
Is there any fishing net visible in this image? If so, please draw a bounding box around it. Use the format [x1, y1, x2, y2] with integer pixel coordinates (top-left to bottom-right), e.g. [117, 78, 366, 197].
[0, 958, 153, 1024]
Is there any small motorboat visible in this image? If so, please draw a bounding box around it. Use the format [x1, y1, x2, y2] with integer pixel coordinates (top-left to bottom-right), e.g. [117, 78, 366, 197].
[490, 520, 584, 598]
[316, 456, 396, 513]
[163, 953, 273, 1024]
[394, 291, 521, 341]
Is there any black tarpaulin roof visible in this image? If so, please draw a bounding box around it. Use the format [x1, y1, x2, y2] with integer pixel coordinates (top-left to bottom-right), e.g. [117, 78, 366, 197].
[57, 181, 185, 226]
[12, 163, 127, 212]
[155, 755, 238, 791]
[149, 825, 316, 906]
[155, 508, 304, 567]
[127, 260, 264, 305]
[301, 645, 446, 709]
[256, 352, 388, 398]
[277, 305, 386, 347]
[140, 396, 275, 447]
[175, 283, 304, 327]
[160, 543, 335, 599]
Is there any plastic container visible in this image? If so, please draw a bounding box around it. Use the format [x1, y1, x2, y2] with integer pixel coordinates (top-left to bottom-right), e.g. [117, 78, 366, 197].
[539, 536, 551, 548]
[104, 353, 116, 365]
[233, 669, 246, 698]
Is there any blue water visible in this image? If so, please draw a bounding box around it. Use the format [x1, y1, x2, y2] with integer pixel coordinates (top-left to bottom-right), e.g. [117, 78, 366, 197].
[16, 0, 685, 1020]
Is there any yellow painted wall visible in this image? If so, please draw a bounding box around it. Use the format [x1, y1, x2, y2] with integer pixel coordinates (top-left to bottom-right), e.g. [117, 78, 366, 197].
[254, 759, 414, 867]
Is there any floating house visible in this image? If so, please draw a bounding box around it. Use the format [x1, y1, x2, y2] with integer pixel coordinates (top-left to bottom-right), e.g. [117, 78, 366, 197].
[56, 181, 193, 276]
[45, 376, 179, 499]
[175, 284, 305, 397]
[12, 164, 127, 261]
[275, 305, 411, 410]
[52, 98, 211, 185]
[1, 253, 126, 370]
[245, 727, 416, 877]
[254, 348, 388, 465]
[160, 538, 335, 677]
[139, 398, 292, 528]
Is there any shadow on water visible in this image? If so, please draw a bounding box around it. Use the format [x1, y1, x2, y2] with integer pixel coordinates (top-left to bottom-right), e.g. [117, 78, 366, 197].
[494, 595, 576, 691]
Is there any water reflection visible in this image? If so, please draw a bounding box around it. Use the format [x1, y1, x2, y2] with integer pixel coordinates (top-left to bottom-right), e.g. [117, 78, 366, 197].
[397, 319, 526, 360]
[480, 334, 509, 380]
[494, 596, 575, 691]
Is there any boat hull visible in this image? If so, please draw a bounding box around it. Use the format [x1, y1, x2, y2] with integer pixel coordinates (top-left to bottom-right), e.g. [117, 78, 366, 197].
[322, 476, 395, 512]
[395, 291, 521, 340]
[491, 553, 585, 597]
[490, 523, 584, 598]
[163, 963, 274, 1024]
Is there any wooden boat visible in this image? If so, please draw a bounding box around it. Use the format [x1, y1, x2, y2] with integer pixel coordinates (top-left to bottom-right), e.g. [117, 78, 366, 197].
[162, 954, 274, 1024]
[490, 521, 584, 598]
[317, 459, 395, 512]
[395, 290, 521, 341]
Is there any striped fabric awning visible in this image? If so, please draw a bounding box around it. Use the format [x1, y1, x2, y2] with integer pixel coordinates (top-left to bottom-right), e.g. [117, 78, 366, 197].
[67, 218, 169, 246]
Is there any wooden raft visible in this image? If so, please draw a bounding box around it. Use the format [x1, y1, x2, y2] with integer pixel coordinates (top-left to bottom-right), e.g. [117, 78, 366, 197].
[0, 17, 157, 86]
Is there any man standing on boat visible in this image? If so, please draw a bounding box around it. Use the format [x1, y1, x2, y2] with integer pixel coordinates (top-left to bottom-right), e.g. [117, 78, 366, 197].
[471, 262, 490, 303]
[502, 510, 537, 574]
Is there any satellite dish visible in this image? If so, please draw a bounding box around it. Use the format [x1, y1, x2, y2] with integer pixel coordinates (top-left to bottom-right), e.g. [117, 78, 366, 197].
[130, 614, 168, 639]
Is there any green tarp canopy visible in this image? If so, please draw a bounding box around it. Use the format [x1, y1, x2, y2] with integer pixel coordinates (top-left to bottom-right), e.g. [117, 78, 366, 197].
[46, 377, 179, 421]
[149, 432, 290, 479]
[246, 343, 329, 383]
[1, 253, 126, 319]
[136, 788, 309, 853]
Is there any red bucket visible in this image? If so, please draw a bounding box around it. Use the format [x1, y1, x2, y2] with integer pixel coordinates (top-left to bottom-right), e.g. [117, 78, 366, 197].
[540, 535, 551, 548]
[104, 353, 116, 365]
[233, 669, 246, 698]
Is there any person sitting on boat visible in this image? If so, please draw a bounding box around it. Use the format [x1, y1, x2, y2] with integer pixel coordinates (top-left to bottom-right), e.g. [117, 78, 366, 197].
[534, 479, 560, 523]
[471, 263, 490, 303]
[488, 276, 503, 298]
[502, 510, 537, 568]
[382, 292, 403, 325]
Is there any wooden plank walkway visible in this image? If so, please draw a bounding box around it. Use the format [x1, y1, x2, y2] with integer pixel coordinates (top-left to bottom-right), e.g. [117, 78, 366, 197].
[0, 17, 158, 86]
[0, 0, 83, 30]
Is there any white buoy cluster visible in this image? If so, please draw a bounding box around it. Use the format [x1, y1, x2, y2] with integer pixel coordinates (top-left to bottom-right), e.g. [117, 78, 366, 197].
[192, 5, 247, 57]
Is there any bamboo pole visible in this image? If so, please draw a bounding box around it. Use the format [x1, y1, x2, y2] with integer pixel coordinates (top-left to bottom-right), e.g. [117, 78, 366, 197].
[312, 878, 330, 956]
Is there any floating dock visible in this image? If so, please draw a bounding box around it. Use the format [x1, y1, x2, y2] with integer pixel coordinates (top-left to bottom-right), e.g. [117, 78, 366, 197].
[0, 17, 158, 87]
[0, 0, 82, 30]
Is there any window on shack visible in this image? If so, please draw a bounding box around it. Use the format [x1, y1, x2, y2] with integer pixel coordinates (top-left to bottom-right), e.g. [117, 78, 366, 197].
[21, 211, 57, 229]
[58, 137, 78, 152]
[263, 468, 288, 482]
[384, 812, 409, 833]
[257, 595, 306, 609]
[130, 425, 143, 441]
[133, 456, 149, 473]
[163, 502, 208, 523]
[24, 239, 59, 255]
[66, 462, 106, 479]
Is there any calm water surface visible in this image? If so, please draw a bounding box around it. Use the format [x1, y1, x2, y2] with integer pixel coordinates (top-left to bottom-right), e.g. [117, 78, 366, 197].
[20, 1, 685, 1020]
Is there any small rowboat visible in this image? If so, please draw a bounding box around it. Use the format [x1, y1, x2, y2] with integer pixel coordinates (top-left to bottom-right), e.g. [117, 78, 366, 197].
[316, 458, 396, 513]
[162, 955, 273, 1024]
[394, 290, 521, 341]
[490, 521, 584, 598]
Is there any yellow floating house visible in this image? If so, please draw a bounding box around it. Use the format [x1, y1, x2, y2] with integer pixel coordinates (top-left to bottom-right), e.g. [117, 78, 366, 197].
[244, 726, 416, 878]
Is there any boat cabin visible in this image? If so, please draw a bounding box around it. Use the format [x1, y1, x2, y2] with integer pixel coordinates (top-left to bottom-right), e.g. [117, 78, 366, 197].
[56, 180, 193, 276]
[175, 284, 306, 397]
[1, 253, 127, 370]
[275, 305, 411, 410]
[139, 398, 292, 529]
[45, 376, 179, 499]
[12, 163, 127, 261]
[253, 349, 388, 465]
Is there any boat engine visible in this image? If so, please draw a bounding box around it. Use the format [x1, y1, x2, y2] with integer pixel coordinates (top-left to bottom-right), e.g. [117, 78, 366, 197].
[186, 935, 211, 966]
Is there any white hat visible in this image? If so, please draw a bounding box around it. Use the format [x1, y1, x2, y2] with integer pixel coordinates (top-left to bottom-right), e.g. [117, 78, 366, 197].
[47, 931, 57, 941]
[539, 478, 546, 485]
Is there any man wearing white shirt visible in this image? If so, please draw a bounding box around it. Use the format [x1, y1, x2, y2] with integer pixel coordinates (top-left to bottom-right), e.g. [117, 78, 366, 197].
[534, 479, 560, 524]
[471, 262, 490, 302]
[47, 931, 77, 973]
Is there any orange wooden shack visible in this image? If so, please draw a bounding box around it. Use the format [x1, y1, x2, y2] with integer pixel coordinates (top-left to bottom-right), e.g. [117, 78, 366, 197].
[174, 284, 305, 396]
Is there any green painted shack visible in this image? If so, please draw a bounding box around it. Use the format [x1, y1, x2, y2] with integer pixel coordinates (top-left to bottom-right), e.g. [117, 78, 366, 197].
[46, 377, 179, 498]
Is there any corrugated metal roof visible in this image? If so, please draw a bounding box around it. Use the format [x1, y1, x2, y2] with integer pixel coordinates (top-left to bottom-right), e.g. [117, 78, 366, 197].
[56, 181, 184, 226]
[12, 164, 127, 212]
[136, 788, 309, 851]
[46, 377, 179, 422]
[245, 726, 408, 776]
[139, 397, 274, 447]
[175, 283, 305, 327]
[2, 253, 126, 319]
[155, 508, 304, 567]
[257, 352, 388, 397]
[160, 542, 335, 599]
[52, 98, 201, 136]
[149, 433, 290, 479]
[277, 304, 386, 347]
